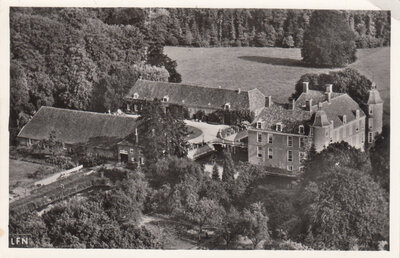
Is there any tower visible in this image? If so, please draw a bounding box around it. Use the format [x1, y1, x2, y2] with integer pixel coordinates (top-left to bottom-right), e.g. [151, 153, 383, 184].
[366, 82, 383, 144]
[311, 109, 331, 152]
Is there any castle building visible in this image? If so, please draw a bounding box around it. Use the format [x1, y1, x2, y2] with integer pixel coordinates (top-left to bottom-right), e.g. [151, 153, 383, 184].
[248, 82, 383, 173]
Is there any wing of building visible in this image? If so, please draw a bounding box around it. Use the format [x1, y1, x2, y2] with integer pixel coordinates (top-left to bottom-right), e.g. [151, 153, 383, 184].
[124, 79, 266, 117]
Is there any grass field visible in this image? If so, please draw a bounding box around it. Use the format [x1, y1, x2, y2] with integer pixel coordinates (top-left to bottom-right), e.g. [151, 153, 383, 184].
[165, 47, 390, 124]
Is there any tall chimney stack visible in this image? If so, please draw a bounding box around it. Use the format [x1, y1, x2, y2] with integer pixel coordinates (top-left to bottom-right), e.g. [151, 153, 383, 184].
[306, 99, 313, 111]
[325, 84, 333, 93]
[303, 82, 309, 93]
[291, 98, 296, 110]
[135, 127, 139, 144]
[266, 96, 272, 108]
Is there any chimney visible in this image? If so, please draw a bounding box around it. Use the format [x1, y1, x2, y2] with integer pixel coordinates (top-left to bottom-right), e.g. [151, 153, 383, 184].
[135, 127, 139, 144]
[355, 109, 360, 119]
[325, 84, 333, 93]
[266, 96, 272, 107]
[291, 98, 296, 110]
[306, 99, 313, 111]
[326, 92, 332, 102]
[331, 120, 334, 128]
[303, 82, 309, 93]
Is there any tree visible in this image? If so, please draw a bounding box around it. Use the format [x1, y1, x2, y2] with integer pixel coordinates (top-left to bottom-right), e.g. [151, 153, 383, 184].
[241, 202, 270, 249]
[302, 10, 357, 67]
[138, 101, 189, 165]
[297, 166, 389, 250]
[212, 164, 220, 181]
[222, 151, 235, 182]
[186, 198, 225, 241]
[369, 126, 390, 193]
[217, 207, 242, 248]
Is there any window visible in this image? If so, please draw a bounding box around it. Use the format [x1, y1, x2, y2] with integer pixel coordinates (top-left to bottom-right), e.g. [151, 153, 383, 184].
[257, 133, 262, 143]
[325, 130, 329, 137]
[287, 150, 293, 162]
[133, 92, 139, 99]
[130, 148, 134, 153]
[369, 118, 373, 130]
[268, 148, 273, 159]
[330, 137, 333, 143]
[309, 128, 314, 136]
[368, 132, 373, 143]
[276, 123, 282, 131]
[362, 133, 365, 143]
[287, 136, 293, 147]
[225, 103, 231, 110]
[257, 146, 263, 158]
[140, 157, 145, 165]
[162, 95, 169, 102]
[299, 125, 305, 134]
[356, 126, 359, 132]
[299, 138, 305, 148]
[287, 165, 293, 171]
[299, 151, 306, 160]
[133, 104, 138, 112]
[268, 134, 273, 144]
[343, 115, 347, 124]
[369, 106, 373, 115]
[131, 157, 135, 162]
[256, 121, 262, 129]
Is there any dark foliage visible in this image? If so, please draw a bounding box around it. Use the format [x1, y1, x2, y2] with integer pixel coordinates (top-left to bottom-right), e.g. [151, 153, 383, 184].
[302, 10, 357, 67]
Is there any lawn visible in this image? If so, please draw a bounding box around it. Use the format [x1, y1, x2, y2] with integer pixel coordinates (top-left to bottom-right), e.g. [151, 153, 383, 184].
[9, 159, 55, 200]
[165, 47, 390, 124]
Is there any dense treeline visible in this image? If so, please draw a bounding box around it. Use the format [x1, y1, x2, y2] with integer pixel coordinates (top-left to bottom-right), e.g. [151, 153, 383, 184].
[9, 7, 181, 144]
[102, 8, 390, 48]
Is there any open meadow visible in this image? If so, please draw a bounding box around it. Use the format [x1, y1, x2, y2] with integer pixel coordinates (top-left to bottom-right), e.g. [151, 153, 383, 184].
[165, 47, 390, 124]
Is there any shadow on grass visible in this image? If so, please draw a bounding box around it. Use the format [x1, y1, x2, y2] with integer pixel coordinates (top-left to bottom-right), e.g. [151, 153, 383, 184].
[238, 56, 304, 67]
[238, 56, 338, 69]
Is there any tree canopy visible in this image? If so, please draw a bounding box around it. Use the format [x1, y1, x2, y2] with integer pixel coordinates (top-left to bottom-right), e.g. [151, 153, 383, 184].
[301, 10, 357, 67]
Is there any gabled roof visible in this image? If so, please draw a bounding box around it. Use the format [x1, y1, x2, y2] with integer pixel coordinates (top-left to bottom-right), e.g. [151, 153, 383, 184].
[295, 90, 343, 108]
[18, 106, 139, 144]
[126, 79, 256, 110]
[253, 103, 312, 133]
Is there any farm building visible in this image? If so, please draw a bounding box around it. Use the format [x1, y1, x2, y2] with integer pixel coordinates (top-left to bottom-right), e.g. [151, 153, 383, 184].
[248, 82, 383, 173]
[124, 79, 266, 118]
[17, 106, 142, 163]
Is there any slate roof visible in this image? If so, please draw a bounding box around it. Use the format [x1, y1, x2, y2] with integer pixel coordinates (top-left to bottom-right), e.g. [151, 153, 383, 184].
[18, 106, 139, 144]
[253, 92, 365, 134]
[295, 90, 343, 108]
[126, 79, 259, 110]
[367, 89, 383, 104]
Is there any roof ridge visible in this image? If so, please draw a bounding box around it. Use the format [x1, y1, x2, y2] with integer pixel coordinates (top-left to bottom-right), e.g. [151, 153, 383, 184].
[136, 79, 251, 93]
[40, 106, 135, 118]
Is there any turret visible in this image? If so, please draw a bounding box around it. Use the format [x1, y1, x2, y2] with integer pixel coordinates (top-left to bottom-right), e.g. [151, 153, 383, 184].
[366, 82, 383, 143]
[311, 109, 331, 151]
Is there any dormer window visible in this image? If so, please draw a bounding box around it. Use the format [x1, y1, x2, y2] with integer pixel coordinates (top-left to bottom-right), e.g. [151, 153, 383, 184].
[342, 115, 347, 124]
[298, 125, 305, 134]
[276, 123, 282, 132]
[133, 92, 139, 99]
[224, 103, 231, 110]
[162, 95, 169, 102]
[256, 121, 262, 129]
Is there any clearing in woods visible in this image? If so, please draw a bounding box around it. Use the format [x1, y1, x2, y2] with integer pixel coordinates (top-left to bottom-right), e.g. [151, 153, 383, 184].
[165, 47, 390, 124]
